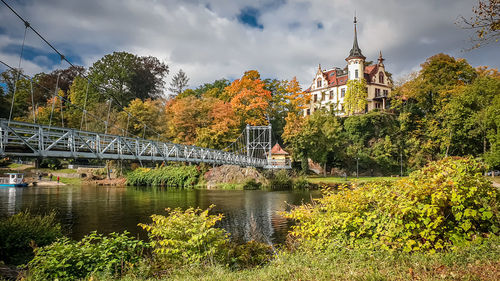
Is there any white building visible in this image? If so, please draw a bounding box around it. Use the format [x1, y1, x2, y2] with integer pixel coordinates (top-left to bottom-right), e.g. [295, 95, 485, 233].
[304, 17, 392, 116]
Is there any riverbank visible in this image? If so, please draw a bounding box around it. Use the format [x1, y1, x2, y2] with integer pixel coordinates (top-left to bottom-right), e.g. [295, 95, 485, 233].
[109, 238, 500, 281]
[307, 175, 401, 185]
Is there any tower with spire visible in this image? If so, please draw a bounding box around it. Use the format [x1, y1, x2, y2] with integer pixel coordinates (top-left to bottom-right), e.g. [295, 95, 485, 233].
[346, 15, 365, 81]
[303, 14, 392, 116]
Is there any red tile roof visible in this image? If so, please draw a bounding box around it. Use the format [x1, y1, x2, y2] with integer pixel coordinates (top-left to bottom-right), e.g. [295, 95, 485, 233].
[364, 65, 379, 82]
[323, 70, 348, 87]
[270, 143, 289, 155]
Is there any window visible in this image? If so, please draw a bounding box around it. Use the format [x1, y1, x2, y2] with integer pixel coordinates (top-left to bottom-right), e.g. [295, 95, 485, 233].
[375, 88, 381, 97]
[306, 109, 310, 115]
[317, 79, 322, 88]
[375, 102, 382, 109]
[355, 69, 359, 78]
[379, 72, 384, 84]
[383, 89, 389, 96]
[313, 94, 317, 102]
[321, 92, 325, 101]
[341, 88, 345, 98]
[329, 91, 334, 100]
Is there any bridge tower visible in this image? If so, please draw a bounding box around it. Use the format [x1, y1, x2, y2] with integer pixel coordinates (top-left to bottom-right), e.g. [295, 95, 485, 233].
[245, 124, 272, 160]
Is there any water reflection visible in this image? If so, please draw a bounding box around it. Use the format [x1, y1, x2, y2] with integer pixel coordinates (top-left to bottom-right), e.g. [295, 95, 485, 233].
[0, 186, 317, 244]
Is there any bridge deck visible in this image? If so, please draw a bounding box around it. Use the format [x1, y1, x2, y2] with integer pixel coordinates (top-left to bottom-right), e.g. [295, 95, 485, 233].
[0, 119, 267, 167]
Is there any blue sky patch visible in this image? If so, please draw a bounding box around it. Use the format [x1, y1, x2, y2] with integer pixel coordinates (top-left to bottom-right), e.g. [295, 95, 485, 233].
[1, 43, 82, 70]
[237, 7, 264, 30]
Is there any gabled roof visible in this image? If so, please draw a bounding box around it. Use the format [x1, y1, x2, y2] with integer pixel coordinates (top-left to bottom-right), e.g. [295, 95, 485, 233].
[321, 69, 348, 87]
[270, 143, 289, 155]
[364, 65, 378, 82]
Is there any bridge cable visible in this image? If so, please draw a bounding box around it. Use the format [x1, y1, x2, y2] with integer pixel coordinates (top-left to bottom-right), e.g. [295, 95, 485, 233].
[124, 114, 130, 137]
[1, 0, 165, 139]
[47, 72, 61, 132]
[7, 23, 28, 126]
[60, 94, 64, 128]
[104, 98, 112, 135]
[29, 79, 36, 123]
[0, 59, 144, 139]
[80, 79, 90, 131]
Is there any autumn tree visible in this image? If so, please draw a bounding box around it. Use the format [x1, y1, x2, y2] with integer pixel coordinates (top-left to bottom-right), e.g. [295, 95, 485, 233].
[282, 112, 307, 170]
[195, 99, 240, 149]
[165, 96, 211, 144]
[224, 70, 271, 126]
[344, 78, 367, 115]
[36, 66, 86, 101]
[169, 69, 189, 97]
[266, 77, 310, 144]
[458, 0, 500, 49]
[283, 110, 342, 174]
[119, 98, 165, 139]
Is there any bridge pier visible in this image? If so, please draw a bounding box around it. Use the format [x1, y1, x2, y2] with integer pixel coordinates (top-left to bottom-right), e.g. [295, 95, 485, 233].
[35, 157, 41, 169]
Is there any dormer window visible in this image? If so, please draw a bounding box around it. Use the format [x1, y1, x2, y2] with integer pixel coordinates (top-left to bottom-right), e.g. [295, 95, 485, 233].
[379, 72, 384, 84]
[317, 79, 322, 88]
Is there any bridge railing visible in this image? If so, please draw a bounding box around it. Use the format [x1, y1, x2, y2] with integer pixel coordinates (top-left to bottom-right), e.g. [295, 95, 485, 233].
[0, 119, 267, 167]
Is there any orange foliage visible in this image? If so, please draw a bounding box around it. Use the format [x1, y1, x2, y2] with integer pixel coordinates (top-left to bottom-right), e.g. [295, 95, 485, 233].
[285, 77, 311, 111]
[165, 96, 210, 144]
[224, 70, 271, 126]
[195, 99, 240, 149]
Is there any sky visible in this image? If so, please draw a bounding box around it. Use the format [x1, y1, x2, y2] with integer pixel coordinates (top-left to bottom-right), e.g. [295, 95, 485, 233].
[0, 0, 498, 92]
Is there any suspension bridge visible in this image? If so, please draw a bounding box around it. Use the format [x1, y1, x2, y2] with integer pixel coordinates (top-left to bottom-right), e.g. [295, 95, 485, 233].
[0, 0, 292, 169]
[0, 119, 289, 168]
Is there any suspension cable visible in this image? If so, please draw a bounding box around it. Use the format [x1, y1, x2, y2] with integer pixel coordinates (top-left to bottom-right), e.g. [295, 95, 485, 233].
[2, 0, 164, 139]
[48, 73, 61, 131]
[7, 24, 28, 126]
[29, 79, 36, 123]
[104, 98, 112, 135]
[0, 58, 145, 139]
[80, 79, 90, 131]
[60, 95, 64, 127]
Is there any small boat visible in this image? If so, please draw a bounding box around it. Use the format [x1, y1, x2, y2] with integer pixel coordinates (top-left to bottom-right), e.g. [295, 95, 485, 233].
[0, 173, 29, 187]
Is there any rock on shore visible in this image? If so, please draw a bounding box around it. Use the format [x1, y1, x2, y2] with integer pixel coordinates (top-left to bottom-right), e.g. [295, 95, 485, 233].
[204, 165, 267, 189]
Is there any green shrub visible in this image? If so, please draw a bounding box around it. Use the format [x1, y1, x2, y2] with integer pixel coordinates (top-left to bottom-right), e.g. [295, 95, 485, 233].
[269, 170, 293, 190]
[293, 176, 315, 189]
[139, 205, 229, 267]
[284, 157, 500, 253]
[0, 211, 63, 265]
[224, 240, 274, 269]
[40, 158, 62, 169]
[27, 231, 147, 281]
[243, 179, 262, 190]
[126, 165, 200, 187]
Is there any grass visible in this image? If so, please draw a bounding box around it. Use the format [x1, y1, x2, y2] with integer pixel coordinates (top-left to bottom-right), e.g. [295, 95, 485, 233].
[58, 177, 81, 185]
[90, 236, 500, 281]
[307, 175, 401, 184]
[37, 168, 77, 174]
[7, 163, 24, 169]
[491, 176, 500, 185]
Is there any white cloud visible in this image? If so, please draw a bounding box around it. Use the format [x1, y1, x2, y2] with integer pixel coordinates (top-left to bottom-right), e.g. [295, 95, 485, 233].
[0, 0, 497, 91]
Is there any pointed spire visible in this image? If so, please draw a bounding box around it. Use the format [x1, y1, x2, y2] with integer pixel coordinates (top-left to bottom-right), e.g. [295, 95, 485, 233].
[378, 50, 385, 66]
[346, 14, 365, 61]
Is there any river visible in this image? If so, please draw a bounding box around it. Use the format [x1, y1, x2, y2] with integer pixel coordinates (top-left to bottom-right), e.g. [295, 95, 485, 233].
[0, 185, 318, 245]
